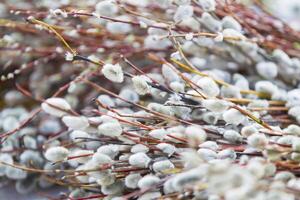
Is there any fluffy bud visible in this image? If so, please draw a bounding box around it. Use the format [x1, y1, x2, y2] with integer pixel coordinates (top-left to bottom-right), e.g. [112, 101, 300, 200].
[255, 81, 278, 95]
[62, 116, 89, 130]
[156, 143, 176, 156]
[44, 146, 69, 162]
[102, 63, 124, 83]
[198, 0, 216, 11]
[247, 133, 268, 150]
[222, 108, 246, 125]
[129, 152, 151, 168]
[197, 77, 220, 97]
[149, 128, 168, 140]
[137, 175, 160, 189]
[132, 75, 151, 95]
[292, 140, 300, 152]
[223, 130, 243, 143]
[95, 1, 118, 16]
[185, 125, 207, 146]
[153, 160, 175, 173]
[41, 98, 71, 117]
[256, 62, 278, 79]
[97, 121, 122, 137]
[131, 144, 149, 153]
[222, 16, 242, 32]
[173, 5, 193, 23]
[202, 99, 229, 112]
[125, 173, 142, 189]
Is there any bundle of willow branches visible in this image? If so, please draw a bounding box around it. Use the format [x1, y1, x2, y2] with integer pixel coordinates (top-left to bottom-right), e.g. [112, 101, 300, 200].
[1, 0, 300, 199]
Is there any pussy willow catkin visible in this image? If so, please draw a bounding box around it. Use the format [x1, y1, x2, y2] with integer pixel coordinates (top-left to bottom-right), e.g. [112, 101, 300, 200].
[1, 0, 300, 200]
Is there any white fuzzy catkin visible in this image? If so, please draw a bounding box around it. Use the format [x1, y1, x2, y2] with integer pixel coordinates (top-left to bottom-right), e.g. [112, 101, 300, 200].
[198, 0, 216, 11]
[218, 149, 237, 160]
[185, 125, 207, 145]
[97, 121, 122, 137]
[199, 141, 219, 151]
[272, 49, 292, 66]
[247, 133, 268, 149]
[131, 144, 149, 153]
[62, 116, 89, 130]
[288, 106, 300, 120]
[2, 116, 19, 132]
[156, 143, 176, 156]
[23, 136, 37, 149]
[70, 149, 93, 163]
[256, 62, 278, 79]
[173, 5, 194, 23]
[162, 64, 180, 83]
[147, 103, 173, 116]
[125, 173, 142, 189]
[272, 89, 287, 102]
[255, 81, 278, 95]
[241, 125, 258, 137]
[144, 35, 172, 50]
[101, 180, 124, 195]
[132, 75, 151, 95]
[20, 150, 43, 167]
[201, 112, 219, 125]
[129, 152, 151, 168]
[223, 108, 246, 125]
[277, 135, 294, 146]
[222, 16, 242, 32]
[41, 98, 71, 117]
[202, 99, 229, 112]
[44, 146, 69, 162]
[91, 152, 113, 165]
[116, 88, 139, 106]
[197, 77, 220, 97]
[197, 148, 218, 161]
[224, 130, 243, 143]
[274, 171, 295, 182]
[287, 89, 300, 107]
[149, 128, 168, 140]
[5, 167, 27, 180]
[222, 28, 245, 40]
[233, 74, 249, 90]
[292, 140, 300, 152]
[200, 12, 221, 32]
[174, 0, 191, 5]
[248, 100, 269, 109]
[96, 171, 116, 186]
[138, 192, 162, 200]
[106, 16, 132, 34]
[221, 85, 242, 99]
[137, 175, 160, 189]
[170, 81, 185, 93]
[153, 160, 175, 173]
[70, 130, 90, 142]
[101, 63, 124, 83]
[97, 94, 115, 108]
[95, 0, 118, 16]
[97, 145, 119, 159]
[291, 152, 300, 162]
[0, 154, 13, 176]
[170, 167, 204, 191]
[283, 124, 300, 136]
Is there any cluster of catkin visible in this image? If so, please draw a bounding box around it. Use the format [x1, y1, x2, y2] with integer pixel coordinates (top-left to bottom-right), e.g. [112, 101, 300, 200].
[1, 0, 300, 200]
